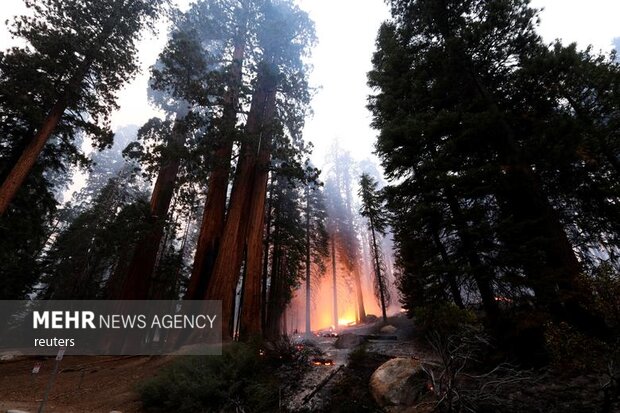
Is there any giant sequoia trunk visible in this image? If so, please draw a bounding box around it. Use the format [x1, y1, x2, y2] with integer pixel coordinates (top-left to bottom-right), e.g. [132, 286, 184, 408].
[0, 7, 127, 216]
[496, 164, 608, 336]
[472, 71, 607, 336]
[118, 116, 186, 300]
[0, 56, 95, 215]
[238, 126, 274, 339]
[205, 63, 278, 336]
[186, 38, 246, 300]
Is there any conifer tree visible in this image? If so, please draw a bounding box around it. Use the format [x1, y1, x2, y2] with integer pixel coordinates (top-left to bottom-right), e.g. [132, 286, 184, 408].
[358, 173, 390, 323]
[0, 0, 168, 215]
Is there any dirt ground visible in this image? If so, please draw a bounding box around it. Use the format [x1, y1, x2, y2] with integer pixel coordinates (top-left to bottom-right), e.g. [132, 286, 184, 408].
[0, 355, 172, 413]
[0, 315, 419, 413]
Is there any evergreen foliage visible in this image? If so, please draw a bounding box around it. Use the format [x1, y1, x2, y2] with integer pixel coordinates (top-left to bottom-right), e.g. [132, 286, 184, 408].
[369, 0, 619, 340]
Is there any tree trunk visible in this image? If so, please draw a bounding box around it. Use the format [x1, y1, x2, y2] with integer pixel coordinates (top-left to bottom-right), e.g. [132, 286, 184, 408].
[205, 63, 278, 337]
[331, 233, 338, 327]
[370, 218, 388, 323]
[186, 36, 246, 300]
[118, 116, 186, 300]
[238, 138, 272, 339]
[429, 222, 465, 309]
[261, 178, 274, 331]
[265, 238, 282, 340]
[0, 8, 124, 216]
[0, 68, 88, 215]
[353, 269, 366, 323]
[496, 164, 609, 337]
[444, 191, 499, 322]
[304, 189, 312, 336]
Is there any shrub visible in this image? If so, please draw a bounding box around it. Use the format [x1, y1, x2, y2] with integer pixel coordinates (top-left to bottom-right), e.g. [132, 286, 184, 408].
[413, 303, 478, 336]
[140, 343, 279, 413]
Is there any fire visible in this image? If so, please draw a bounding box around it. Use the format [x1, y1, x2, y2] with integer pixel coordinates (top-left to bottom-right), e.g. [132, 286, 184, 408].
[338, 317, 356, 326]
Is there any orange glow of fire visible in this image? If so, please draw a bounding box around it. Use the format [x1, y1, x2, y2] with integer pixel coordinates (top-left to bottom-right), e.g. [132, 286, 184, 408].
[338, 317, 356, 326]
[312, 360, 334, 366]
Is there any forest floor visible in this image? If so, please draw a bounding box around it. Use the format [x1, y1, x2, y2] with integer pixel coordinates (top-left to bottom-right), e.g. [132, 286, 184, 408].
[0, 314, 420, 413]
[284, 314, 424, 411]
[0, 355, 172, 413]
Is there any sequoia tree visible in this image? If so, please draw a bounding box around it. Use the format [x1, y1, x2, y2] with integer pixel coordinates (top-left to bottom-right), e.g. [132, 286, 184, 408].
[0, 0, 167, 215]
[205, 0, 315, 337]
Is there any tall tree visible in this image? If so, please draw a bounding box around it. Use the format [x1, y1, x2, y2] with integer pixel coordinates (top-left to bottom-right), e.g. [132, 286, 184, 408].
[185, 0, 250, 301]
[117, 7, 227, 299]
[205, 0, 315, 337]
[358, 173, 390, 323]
[369, 0, 614, 336]
[324, 145, 367, 322]
[41, 171, 149, 299]
[0, 0, 167, 215]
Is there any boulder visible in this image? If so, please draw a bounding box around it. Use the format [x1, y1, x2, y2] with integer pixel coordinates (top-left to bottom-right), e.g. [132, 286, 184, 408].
[365, 314, 378, 322]
[369, 357, 431, 412]
[380, 325, 398, 334]
[334, 333, 364, 349]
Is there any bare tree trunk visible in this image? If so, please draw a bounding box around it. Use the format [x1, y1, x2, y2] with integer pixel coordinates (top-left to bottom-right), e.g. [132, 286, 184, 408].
[353, 270, 366, 323]
[369, 217, 388, 323]
[186, 36, 246, 300]
[305, 188, 312, 336]
[238, 138, 272, 339]
[261, 177, 274, 331]
[205, 64, 277, 337]
[331, 233, 338, 327]
[118, 116, 186, 299]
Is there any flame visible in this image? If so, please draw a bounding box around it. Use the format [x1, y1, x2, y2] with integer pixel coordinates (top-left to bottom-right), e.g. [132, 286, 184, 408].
[338, 317, 356, 326]
[285, 244, 400, 333]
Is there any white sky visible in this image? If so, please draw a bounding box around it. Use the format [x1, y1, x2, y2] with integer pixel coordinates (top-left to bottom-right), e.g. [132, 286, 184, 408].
[1, 0, 620, 172]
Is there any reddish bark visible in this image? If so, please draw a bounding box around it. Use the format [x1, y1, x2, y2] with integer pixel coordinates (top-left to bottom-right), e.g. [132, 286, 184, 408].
[331, 234, 338, 328]
[205, 65, 278, 336]
[353, 269, 366, 323]
[185, 38, 246, 300]
[118, 117, 186, 300]
[0, 11, 122, 216]
[238, 123, 274, 338]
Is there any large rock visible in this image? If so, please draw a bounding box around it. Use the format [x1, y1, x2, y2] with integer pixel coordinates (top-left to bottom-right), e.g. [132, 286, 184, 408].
[369, 357, 431, 412]
[380, 324, 398, 334]
[334, 333, 364, 349]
